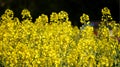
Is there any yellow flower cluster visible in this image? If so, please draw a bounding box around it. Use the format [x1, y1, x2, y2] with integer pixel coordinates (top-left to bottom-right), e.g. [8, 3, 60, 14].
[101, 7, 113, 22]
[0, 7, 120, 67]
[80, 13, 90, 24]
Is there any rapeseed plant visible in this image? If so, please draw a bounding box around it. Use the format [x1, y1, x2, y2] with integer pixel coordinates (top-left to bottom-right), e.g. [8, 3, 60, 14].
[0, 7, 120, 67]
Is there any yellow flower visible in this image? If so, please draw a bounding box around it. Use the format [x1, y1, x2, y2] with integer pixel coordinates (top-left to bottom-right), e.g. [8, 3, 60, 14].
[101, 7, 113, 21]
[101, 7, 111, 15]
[35, 14, 48, 25]
[10, 63, 14, 67]
[58, 11, 69, 21]
[21, 9, 32, 20]
[80, 13, 89, 24]
[0, 8, 119, 66]
[112, 50, 116, 55]
[50, 12, 58, 22]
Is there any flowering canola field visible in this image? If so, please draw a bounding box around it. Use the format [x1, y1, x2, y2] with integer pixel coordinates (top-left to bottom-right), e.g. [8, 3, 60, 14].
[0, 7, 120, 67]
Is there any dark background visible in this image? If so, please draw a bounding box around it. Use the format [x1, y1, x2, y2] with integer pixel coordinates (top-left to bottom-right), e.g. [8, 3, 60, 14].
[0, 0, 119, 26]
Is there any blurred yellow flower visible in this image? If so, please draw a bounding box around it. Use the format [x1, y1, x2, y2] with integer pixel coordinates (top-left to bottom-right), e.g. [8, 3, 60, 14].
[80, 13, 89, 24]
[0, 7, 119, 67]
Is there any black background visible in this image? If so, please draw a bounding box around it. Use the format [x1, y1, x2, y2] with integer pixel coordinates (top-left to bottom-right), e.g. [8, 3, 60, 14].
[0, 0, 119, 26]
